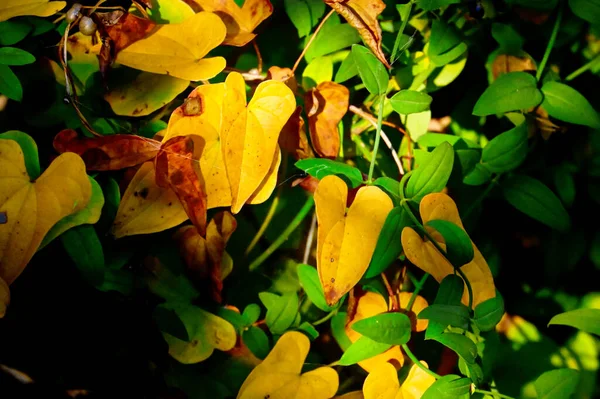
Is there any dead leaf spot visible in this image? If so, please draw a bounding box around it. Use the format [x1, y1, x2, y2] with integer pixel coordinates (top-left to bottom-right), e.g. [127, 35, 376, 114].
[139, 187, 149, 199]
[171, 170, 185, 185]
[183, 97, 203, 116]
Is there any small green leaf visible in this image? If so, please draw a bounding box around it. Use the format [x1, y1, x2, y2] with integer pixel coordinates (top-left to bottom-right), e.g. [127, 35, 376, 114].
[402, 110, 431, 142]
[458, 358, 483, 386]
[502, 174, 571, 232]
[331, 311, 352, 350]
[60, 225, 104, 287]
[154, 305, 189, 342]
[534, 368, 580, 399]
[302, 55, 333, 90]
[242, 304, 261, 325]
[0, 130, 40, 178]
[491, 23, 524, 53]
[297, 264, 333, 312]
[568, 0, 600, 25]
[553, 165, 575, 207]
[481, 122, 528, 173]
[297, 321, 319, 340]
[284, 0, 325, 38]
[0, 47, 35, 66]
[473, 71, 542, 116]
[390, 90, 433, 115]
[548, 308, 600, 336]
[0, 64, 22, 101]
[473, 292, 504, 332]
[426, 274, 465, 338]
[428, 20, 466, 66]
[351, 312, 412, 345]
[217, 307, 248, 333]
[463, 163, 492, 186]
[243, 326, 270, 359]
[373, 177, 401, 203]
[259, 292, 299, 335]
[351, 44, 388, 96]
[456, 149, 481, 177]
[305, 15, 361, 61]
[416, 0, 461, 12]
[335, 51, 358, 83]
[406, 141, 455, 202]
[295, 158, 363, 188]
[541, 81, 600, 129]
[338, 335, 392, 366]
[426, 219, 474, 267]
[419, 304, 470, 330]
[0, 20, 32, 45]
[422, 374, 471, 399]
[433, 332, 477, 364]
[365, 207, 410, 278]
[417, 133, 464, 149]
[431, 42, 468, 67]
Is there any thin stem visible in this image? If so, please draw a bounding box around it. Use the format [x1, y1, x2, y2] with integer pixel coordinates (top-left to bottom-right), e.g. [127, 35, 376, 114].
[367, 96, 386, 183]
[313, 309, 338, 326]
[248, 196, 315, 271]
[473, 389, 516, 399]
[391, 0, 414, 64]
[401, 344, 442, 379]
[252, 40, 263, 74]
[245, 194, 280, 255]
[566, 53, 600, 81]
[303, 212, 317, 264]
[291, 9, 335, 74]
[381, 273, 399, 310]
[405, 273, 429, 311]
[536, 4, 564, 81]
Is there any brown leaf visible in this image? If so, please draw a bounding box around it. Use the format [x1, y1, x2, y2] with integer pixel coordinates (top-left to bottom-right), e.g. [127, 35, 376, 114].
[155, 135, 208, 236]
[491, 54, 536, 80]
[279, 106, 314, 160]
[305, 81, 349, 158]
[190, 0, 273, 46]
[325, 0, 390, 68]
[174, 211, 237, 302]
[292, 175, 320, 194]
[267, 66, 297, 94]
[53, 129, 160, 171]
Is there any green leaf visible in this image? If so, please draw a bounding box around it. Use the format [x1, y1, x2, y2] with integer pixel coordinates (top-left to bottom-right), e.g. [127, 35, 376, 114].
[60, 225, 105, 287]
[0, 47, 35, 66]
[463, 163, 492, 186]
[568, 0, 600, 25]
[297, 321, 319, 340]
[297, 264, 333, 312]
[428, 20, 466, 66]
[302, 55, 333, 90]
[473, 292, 504, 332]
[331, 311, 352, 351]
[432, 332, 477, 364]
[417, 133, 464, 149]
[481, 122, 528, 173]
[242, 304, 261, 325]
[473, 72, 542, 116]
[419, 304, 470, 330]
[373, 177, 402, 203]
[458, 358, 483, 386]
[338, 335, 392, 366]
[425, 274, 465, 338]
[416, 0, 461, 11]
[284, 0, 324, 38]
[390, 90, 433, 115]
[502, 174, 571, 232]
[217, 308, 247, 333]
[553, 166, 575, 207]
[431, 42, 468, 67]
[305, 15, 360, 61]
[334, 51, 358, 83]
[0, 64, 22, 101]
[0, 20, 32, 45]
[491, 23, 524, 53]
[40, 176, 105, 250]
[243, 326, 270, 359]
[541, 81, 600, 129]
[402, 110, 431, 142]
[154, 305, 189, 342]
[534, 368, 580, 399]
[351, 44, 388, 96]
[548, 308, 600, 336]
[0, 130, 40, 178]
[426, 219, 474, 267]
[422, 374, 471, 399]
[365, 207, 409, 278]
[295, 158, 363, 188]
[258, 292, 299, 335]
[456, 149, 481, 177]
[406, 141, 455, 202]
[351, 312, 412, 345]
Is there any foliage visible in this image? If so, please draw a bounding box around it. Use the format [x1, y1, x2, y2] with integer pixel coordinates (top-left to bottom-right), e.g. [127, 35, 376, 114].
[0, 0, 599, 398]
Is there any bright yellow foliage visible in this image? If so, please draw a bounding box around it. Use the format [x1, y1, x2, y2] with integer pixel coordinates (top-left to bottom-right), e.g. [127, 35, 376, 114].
[363, 362, 436, 399]
[0, 0, 65, 22]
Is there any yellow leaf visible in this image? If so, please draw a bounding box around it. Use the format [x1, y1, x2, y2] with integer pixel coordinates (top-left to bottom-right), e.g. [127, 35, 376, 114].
[116, 12, 227, 81]
[315, 176, 393, 305]
[398, 292, 429, 332]
[401, 193, 496, 308]
[0, 139, 91, 285]
[400, 362, 436, 399]
[191, 0, 273, 46]
[163, 303, 237, 364]
[0, 0, 66, 22]
[363, 362, 402, 399]
[0, 276, 9, 318]
[334, 392, 364, 399]
[111, 162, 187, 239]
[344, 291, 405, 373]
[237, 331, 339, 399]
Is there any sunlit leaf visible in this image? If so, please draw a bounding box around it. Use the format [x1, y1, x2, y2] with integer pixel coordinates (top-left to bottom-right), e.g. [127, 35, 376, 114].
[548, 308, 600, 336]
[534, 368, 580, 399]
[0, 0, 66, 22]
[473, 72, 542, 116]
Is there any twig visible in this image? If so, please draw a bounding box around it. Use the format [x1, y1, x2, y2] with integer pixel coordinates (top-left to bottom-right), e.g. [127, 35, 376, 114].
[291, 9, 335, 74]
[381, 273, 399, 310]
[303, 212, 317, 264]
[252, 40, 263, 74]
[536, 4, 564, 81]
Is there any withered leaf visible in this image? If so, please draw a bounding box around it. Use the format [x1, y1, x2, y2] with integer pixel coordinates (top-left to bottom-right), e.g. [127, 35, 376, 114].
[305, 81, 349, 159]
[267, 66, 297, 94]
[53, 129, 160, 171]
[279, 106, 314, 160]
[325, 0, 390, 68]
[491, 53, 536, 80]
[155, 135, 208, 236]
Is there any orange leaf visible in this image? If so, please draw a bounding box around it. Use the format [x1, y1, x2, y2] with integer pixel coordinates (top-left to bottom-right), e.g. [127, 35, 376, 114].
[267, 66, 297, 94]
[174, 211, 236, 302]
[305, 81, 349, 158]
[190, 0, 273, 46]
[279, 106, 314, 161]
[155, 136, 207, 236]
[53, 129, 160, 171]
[325, 0, 390, 68]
